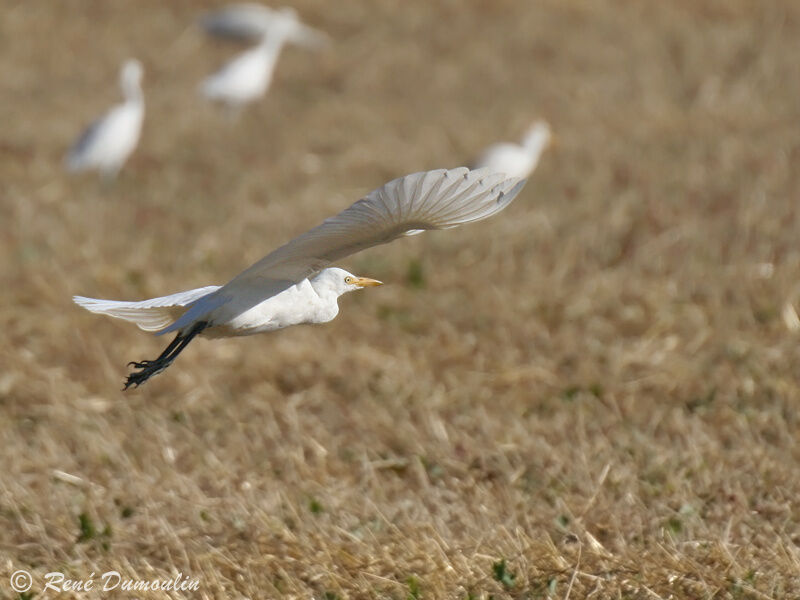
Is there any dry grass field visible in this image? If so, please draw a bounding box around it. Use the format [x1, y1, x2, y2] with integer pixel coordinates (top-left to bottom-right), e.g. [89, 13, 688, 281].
[3, 0, 800, 597]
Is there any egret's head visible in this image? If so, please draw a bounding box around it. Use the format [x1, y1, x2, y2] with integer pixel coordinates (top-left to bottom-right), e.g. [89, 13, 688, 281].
[265, 7, 300, 38]
[522, 120, 552, 152]
[120, 59, 144, 93]
[276, 7, 299, 20]
[312, 268, 383, 298]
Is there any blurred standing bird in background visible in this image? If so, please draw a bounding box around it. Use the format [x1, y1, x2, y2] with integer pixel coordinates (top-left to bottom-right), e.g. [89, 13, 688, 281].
[472, 120, 552, 179]
[65, 59, 145, 180]
[200, 7, 327, 113]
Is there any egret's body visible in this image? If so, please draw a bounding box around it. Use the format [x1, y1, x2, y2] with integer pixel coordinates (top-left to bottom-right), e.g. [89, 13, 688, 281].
[74, 168, 527, 388]
[76, 273, 368, 340]
[212, 272, 376, 336]
[201, 36, 280, 107]
[66, 60, 144, 179]
[200, 7, 325, 109]
[473, 121, 552, 180]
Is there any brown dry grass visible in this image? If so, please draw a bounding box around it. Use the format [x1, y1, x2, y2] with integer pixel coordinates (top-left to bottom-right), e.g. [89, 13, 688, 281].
[3, 0, 800, 598]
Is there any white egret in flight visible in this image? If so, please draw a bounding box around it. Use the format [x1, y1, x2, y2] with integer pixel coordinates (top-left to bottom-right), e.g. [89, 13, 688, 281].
[74, 168, 527, 389]
[65, 59, 144, 179]
[473, 120, 552, 179]
[200, 3, 327, 46]
[200, 7, 326, 111]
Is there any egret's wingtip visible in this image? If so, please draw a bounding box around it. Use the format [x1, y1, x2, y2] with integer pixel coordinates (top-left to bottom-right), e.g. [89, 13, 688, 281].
[502, 178, 528, 204]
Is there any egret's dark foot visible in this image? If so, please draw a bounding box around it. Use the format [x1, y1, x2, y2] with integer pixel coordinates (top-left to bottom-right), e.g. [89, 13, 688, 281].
[124, 361, 169, 390]
[122, 322, 207, 391]
[127, 359, 158, 369]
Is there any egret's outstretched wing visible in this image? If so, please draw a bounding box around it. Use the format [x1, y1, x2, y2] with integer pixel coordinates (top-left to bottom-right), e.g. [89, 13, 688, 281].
[233, 167, 524, 283]
[200, 4, 327, 47]
[162, 168, 525, 335]
[74, 286, 221, 331]
[201, 3, 277, 39]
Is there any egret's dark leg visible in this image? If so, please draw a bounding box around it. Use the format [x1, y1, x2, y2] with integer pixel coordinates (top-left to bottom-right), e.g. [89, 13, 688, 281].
[131, 331, 185, 367]
[124, 322, 208, 390]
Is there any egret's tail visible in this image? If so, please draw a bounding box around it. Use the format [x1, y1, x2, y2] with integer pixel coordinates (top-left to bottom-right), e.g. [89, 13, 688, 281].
[73, 286, 221, 332]
[74, 287, 221, 388]
[124, 321, 207, 389]
[199, 75, 229, 103]
[64, 152, 85, 172]
[199, 77, 217, 100]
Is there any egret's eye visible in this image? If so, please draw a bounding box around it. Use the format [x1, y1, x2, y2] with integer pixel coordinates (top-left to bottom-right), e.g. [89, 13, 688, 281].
[344, 276, 354, 284]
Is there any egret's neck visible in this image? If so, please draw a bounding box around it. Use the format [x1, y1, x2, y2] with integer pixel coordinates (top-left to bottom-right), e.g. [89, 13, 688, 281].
[122, 79, 143, 104]
[308, 273, 345, 305]
[258, 32, 290, 60]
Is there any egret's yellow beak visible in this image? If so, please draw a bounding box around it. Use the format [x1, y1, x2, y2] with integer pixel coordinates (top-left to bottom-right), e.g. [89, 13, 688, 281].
[354, 277, 383, 288]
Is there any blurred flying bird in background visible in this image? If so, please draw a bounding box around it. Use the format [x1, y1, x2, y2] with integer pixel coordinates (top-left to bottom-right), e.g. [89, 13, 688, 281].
[200, 6, 327, 111]
[74, 168, 527, 389]
[200, 3, 328, 46]
[472, 120, 552, 179]
[65, 59, 145, 180]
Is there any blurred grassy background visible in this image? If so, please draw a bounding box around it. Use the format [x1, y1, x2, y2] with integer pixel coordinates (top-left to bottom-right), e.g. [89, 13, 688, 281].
[3, 0, 800, 597]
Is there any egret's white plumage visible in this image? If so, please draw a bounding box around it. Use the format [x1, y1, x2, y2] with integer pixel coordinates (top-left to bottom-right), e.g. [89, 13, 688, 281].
[74, 167, 527, 388]
[473, 120, 552, 180]
[200, 7, 325, 109]
[200, 3, 327, 47]
[66, 59, 144, 179]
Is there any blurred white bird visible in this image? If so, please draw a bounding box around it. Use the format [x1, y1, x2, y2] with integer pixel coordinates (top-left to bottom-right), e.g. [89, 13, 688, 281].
[200, 7, 326, 110]
[74, 167, 527, 389]
[200, 3, 327, 46]
[66, 59, 144, 179]
[472, 120, 552, 180]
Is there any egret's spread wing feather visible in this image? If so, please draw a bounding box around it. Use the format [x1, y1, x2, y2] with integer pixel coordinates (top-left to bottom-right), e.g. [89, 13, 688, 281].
[161, 168, 525, 335]
[201, 4, 276, 39]
[74, 286, 220, 331]
[233, 167, 523, 283]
